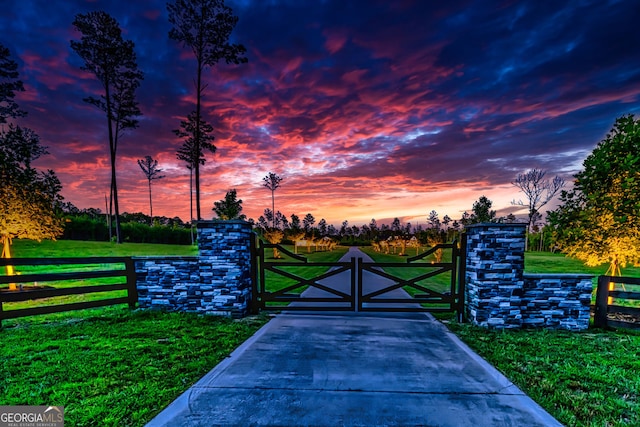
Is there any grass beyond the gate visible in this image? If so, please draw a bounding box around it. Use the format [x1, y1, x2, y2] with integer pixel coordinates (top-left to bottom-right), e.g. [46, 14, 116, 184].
[1, 306, 269, 426]
[260, 245, 349, 299]
[359, 246, 455, 300]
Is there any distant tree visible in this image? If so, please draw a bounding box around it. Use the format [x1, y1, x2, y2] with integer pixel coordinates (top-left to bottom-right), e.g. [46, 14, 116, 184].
[360, 224, 371, 240]
[318, 218, 327, 236]
[174, 111, 215, 221]
[71, 11, 144, 244]
[262, 172, 283, 228]
[263, 208, 275, 228]
[404, 222, 412, 235]
[460, 211, 471, 226]
[340, 220, 348, 237]
[512, 168, 565, 249]
[549, 115, 640, 275]
[391, 218, 401, 233]
[212, 189, 245, 220]
[168, 0, 247, 221]
[257, 215, 268, 230]
[327, 224, 337, 237]
[1, 125, 64, 289]
[290, 213, 301, 232]
[303, 213, 315, 234]
[137, 155, 165, 220]
[470, 195, 496, 224]
[275, 211, 288, 229]
[428, 210, 440, 230]
[0, 43, 26, 123]
[442, 215, 451, 228]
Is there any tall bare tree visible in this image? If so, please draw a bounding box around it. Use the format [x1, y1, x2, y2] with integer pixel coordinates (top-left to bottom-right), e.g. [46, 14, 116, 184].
[137, 155, 165, 220]
[512, 169, 565, 249]
[0, 43, 26, 123]
[71, 11, 143, 243]
[262, 172, 282, 228]
[168, 0, 247, 220]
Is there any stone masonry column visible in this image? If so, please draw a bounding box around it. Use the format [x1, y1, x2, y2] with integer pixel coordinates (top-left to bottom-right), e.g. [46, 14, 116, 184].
[465, 223, 527, 328]
[196, 220, 254, 318]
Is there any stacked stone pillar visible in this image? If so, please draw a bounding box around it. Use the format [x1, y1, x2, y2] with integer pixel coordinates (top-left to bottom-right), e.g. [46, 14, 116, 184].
[196, 220, 253, 318]
[465, 223, 527, 328]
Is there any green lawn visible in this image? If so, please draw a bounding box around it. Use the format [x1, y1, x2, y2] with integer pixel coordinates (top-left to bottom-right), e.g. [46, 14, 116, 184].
[1, 307, 268, 426]
[525, 251, 640, 277]
[446, 320, 640, 427]
[11, 238, 198, 257]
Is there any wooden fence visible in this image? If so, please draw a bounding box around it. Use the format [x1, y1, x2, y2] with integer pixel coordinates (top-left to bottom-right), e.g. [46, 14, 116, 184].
[0, 257, 137, 328]
[594, 275, 640, 330]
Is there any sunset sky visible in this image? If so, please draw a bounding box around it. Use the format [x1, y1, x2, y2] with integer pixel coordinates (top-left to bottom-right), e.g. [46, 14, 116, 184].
[2, 0, 640, 226]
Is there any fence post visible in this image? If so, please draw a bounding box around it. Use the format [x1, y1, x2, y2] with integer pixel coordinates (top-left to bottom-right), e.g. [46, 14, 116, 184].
[124, 257, 138, 309]
[594, 275, 610, 328]
[250, 233, 260, 315]
[457, 233, 467, 323]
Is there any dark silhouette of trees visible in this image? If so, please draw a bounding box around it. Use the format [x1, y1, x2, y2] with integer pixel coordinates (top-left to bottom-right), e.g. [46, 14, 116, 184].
[318, 218, 327, 236]
[213, 189, 245, 220]
[137, 155, 165, 220]
[549, 115, 640, 275]
[303, 213, 315, 234]
[262, 172, 283, 228]
[470, 195, 496, 223]
[0, 43, 26, 123]
[168, 0, 247, 221]
[71, 11, 143, 244]
[290, 213, 301, 232]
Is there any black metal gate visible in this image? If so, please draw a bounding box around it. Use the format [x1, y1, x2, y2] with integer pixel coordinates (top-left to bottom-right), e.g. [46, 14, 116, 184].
[253, 242, 356, 311]
[252, 236, 466, 318]
[357, 240, 465, 318]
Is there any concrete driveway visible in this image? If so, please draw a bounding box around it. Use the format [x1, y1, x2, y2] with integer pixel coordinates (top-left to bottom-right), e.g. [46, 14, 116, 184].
[146, 311, 562, 426]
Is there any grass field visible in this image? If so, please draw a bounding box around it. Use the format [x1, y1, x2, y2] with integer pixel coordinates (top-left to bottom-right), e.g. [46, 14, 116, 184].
[1, 307, 268, 426]
[11, 238, 198, 257]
